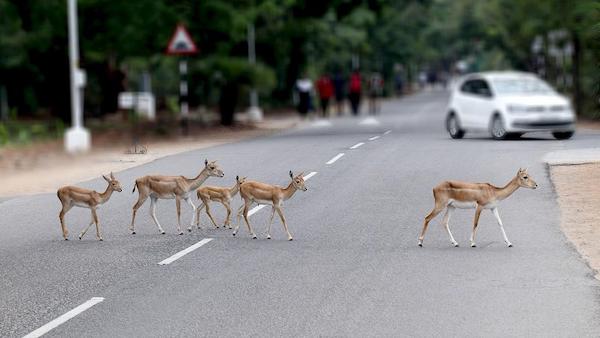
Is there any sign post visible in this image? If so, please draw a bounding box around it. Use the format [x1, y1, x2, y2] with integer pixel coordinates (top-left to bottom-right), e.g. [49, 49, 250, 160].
[166, 24, 198, 135]
[247, 23, 263, 122]
[65, 0, 90, 153]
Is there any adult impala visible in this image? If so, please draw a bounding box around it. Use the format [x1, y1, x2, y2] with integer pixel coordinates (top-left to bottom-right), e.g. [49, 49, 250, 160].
[418, 168, 537, 248]
[129, 159, 224, 235]
[234, 171, 307, 240]
[57, 172, 122, 241]
[192, 175, 246, 231]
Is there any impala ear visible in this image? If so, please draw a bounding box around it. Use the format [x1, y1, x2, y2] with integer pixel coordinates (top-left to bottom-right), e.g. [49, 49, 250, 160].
[289, 170, 294, 178]
[236, 175, 239, 182]
[102, 175, 110, 182]
[110, 172, 115, 180]
[205, 159, 209, 166]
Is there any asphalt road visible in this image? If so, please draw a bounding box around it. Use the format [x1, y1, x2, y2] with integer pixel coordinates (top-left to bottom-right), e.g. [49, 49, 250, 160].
[2, 90, 600, 337]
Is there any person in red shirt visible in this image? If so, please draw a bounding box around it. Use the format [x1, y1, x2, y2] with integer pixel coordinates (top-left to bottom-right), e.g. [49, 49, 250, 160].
[316, 74, 334, 117]
[348, 70, 362, 116]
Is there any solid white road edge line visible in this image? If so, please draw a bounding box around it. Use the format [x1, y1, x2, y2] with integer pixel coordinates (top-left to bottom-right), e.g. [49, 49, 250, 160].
[158, 238, 213, 265]
[350, 142, 364, 149]
[368, 136, 380, 141]
[326, 153, 345, 165]
[383, 130, 392, 135]
[23, 297, 105, 338]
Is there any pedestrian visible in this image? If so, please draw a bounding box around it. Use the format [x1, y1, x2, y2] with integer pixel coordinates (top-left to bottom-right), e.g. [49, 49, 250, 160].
[316, 73, 334, 118]
[368, 72, 384, 115]
[333, 71, 345, 116]
[348, 70, 362, 116]
[295, 75, 313, 118]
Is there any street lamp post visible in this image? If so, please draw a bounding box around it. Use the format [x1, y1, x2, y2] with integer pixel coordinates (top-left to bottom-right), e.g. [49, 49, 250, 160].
[246, 23, 263, 122]
[65, 0, 90, 153]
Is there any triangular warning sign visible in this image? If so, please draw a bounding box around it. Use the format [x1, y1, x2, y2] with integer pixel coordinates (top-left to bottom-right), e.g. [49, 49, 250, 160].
[166, 25, 198, 55]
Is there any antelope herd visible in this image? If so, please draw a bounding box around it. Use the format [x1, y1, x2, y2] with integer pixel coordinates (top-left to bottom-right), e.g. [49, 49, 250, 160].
[57, 160, 537, 247]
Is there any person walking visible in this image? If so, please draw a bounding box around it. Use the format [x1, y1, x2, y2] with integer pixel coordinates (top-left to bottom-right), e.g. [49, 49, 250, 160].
[348, 70, 362, 116]
[295, 76, 313, 118]
[316, 74, 334, 118]
[368, 72, 384, 115]
[333, 71, 345, 116]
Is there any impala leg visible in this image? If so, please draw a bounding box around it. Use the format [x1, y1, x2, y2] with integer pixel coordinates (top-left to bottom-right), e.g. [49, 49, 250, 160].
[59, 203, 73, 240]
[275, 205, 292, 241]
[185, 198, 196, 232]
[204, 201, 219, 229]
[79, 215, 94, 240]
[233, 204, 245, 236]
[442, 206, 458, 247]
[130, 194, 148, 235]
[175, 197, 183, 235]
[492, 208, 512, 247]
[242, 201, 257, 239]
[418, 202, 444, 247]
[92, 208, 103, 241]
[470, 205, 483, 247]
[266, 206, 276, 239]
[149, 197, 165, 234]
[195, 203, 205, 229]
[223, 200, 232, 229]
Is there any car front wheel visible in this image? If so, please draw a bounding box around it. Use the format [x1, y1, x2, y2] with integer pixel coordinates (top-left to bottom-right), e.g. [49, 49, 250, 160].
[446, 114, 465, 139]
[491, 115, 508, 140]
[552, 131, 574, 140]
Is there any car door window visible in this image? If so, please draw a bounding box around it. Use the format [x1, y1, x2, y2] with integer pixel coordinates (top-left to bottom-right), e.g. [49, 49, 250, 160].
[471, 80, 492, 98]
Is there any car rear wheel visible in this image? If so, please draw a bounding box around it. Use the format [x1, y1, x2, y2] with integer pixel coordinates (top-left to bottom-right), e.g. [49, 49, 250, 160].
[491, 115, 508, 140]
[552, 131, 574, 140]
[446, 114, 465, 139]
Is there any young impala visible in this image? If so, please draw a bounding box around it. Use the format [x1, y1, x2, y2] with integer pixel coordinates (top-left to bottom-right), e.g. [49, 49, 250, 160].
[234, 171, 307, 241]
[129, 159, 224, 235]
[192, 175, 247, 231]
[418, 168, 537, 248]
[57, 172, 122, 241]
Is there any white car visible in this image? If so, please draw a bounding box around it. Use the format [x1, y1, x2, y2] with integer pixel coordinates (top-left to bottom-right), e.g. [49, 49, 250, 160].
[446, 71, 576, 140]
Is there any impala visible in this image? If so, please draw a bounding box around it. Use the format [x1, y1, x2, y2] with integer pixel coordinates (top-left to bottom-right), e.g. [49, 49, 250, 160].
[57, 173, 122, 241]
[234, 171, 307, 240]
[192, 175, 246, 231]
[129, 159, 224, 235]
[418, 168, 537, 248]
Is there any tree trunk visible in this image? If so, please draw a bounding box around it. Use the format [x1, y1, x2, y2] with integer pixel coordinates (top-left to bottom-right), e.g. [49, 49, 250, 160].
[219, 83, 238, 126]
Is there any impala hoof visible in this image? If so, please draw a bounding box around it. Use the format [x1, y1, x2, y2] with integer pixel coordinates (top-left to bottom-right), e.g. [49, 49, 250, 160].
[161, 231, 166, 235]
[179, 232, 184, 236]
[508, 243, 513, 248]
[187, 228, 192, 232]
[252, 235, 257, 239]
[267, 235, 271, 239]
[98, 238, 103, 241]
[453, 243, 459, 247]
[232, 233, 236, 237]
[131, 231, 136, 235]
[78, 236, 82, 240]
[64, 238, 69, 241]
[288, 238, 293, 241]
[471, 244, 476, 248]
[418, 243, 423, 247]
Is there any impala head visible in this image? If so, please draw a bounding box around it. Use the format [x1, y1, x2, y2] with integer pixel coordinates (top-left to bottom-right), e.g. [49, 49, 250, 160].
[517, 168, 537, 189]
[102, 172, 122, 192]
[289, 170, 307, 191]
[205, 159, 225, 177]
[235, 175, 247, 186]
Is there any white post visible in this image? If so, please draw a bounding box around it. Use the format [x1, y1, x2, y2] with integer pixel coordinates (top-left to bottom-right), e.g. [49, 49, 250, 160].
[179, 59, 189, 134]
[247, 23, 263, 122]
[65, 0, 90, 153]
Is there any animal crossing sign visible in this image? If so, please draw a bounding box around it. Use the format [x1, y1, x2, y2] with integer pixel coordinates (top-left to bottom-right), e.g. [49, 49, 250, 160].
[166, 24, 198, 55]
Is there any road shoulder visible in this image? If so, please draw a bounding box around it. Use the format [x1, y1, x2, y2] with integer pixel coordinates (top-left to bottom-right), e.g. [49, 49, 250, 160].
[547, 149, 600, 279]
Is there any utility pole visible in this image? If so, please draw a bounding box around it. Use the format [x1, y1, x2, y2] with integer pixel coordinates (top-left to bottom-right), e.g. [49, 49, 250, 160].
[65, 0, 90, 153]
[246, 23, 263, 122]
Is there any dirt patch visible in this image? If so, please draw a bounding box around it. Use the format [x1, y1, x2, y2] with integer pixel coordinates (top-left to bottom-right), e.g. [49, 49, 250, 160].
[0, 115, 300, 198]
[551, 162, 600, 278]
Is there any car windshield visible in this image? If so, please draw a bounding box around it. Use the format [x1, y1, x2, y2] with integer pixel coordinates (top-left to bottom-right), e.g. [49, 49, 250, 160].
[492, 77, 555, 95]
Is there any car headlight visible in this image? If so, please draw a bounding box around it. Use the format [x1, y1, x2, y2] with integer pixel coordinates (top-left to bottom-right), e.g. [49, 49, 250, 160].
[507, 104, 528, 113]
